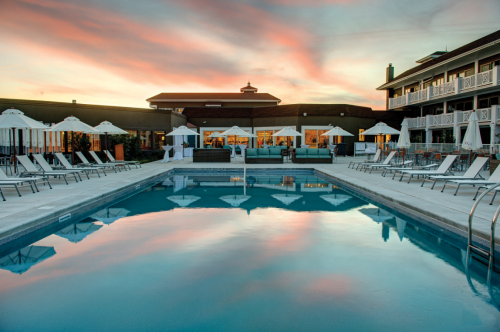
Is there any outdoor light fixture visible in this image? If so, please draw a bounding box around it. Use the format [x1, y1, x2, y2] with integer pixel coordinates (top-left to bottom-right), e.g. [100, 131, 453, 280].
[303, 113, 307, 116]
[340, 113, 344, 116]
[203, 121, 207, 124]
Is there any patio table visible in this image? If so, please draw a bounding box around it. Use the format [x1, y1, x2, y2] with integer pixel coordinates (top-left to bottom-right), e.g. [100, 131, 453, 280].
[173, 145, 183, 161]
[238, 144, 247, 158]
[161, 145, 173, 162]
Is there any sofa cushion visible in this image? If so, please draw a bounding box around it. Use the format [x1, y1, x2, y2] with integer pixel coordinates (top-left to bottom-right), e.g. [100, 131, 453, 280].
[296, 155, 308, 159]
[258, 149, 270, 156]
[269, 148, 281, 155]
[307, 149, 319, 155]
[269, 155, 282, 159]
[246, 149, 257, 156]
[318, 149, 330, 155]
[317, 155, 332, 159]
[258, 155, 270, 158]
[223, 145, 231, 149]
[246, 156, 258, 159]
[295, 148, 307, 155]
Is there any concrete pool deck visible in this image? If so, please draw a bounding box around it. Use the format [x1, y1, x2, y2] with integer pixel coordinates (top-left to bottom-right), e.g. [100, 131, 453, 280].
[0, 156, 498, 246]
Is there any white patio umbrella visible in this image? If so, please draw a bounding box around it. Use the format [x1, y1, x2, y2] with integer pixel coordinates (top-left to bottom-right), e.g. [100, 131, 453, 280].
[462, 111, 482, 166]
[167, 195, 201, 207]
[166, 126, 199, 159]
[320, 194, 352, 207]
[0, 108, 49, 172]
[207, 131, 225, 147]
[0, 246, 56, 274]
[361, 122, 400, 148]
[46, 116, 102, 165]
[396, 217, 406, 241]
[321, 127, 354, 137]
[92, 208, 131, 225]
[94, 120, 128, 161]
[272, 194, 302, 205]
[55, 222, 103, 243]
[359, 207, 394, 223]
[220, 195, 251, 207]
[272, 127, 302, 148]
[220, 126, 255, 162]
[397, 118, 411, 163]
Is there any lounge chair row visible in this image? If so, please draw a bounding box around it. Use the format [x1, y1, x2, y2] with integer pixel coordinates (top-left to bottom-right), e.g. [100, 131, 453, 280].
[348, 149, 498, 204]
[0, 151, 141, 201]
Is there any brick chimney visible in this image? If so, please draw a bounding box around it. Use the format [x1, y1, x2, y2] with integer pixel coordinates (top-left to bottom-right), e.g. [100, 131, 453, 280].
[386, 63, 394, 83]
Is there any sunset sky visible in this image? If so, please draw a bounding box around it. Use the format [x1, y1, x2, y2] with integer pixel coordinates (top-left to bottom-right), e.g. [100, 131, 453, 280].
[1, 0, 499, 110]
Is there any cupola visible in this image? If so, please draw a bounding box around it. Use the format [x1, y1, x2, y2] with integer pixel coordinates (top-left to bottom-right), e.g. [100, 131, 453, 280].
[240, 82, 258, 93]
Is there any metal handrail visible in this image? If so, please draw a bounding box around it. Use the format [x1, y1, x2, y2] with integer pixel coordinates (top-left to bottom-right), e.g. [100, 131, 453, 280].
[467, 182, 500, 271]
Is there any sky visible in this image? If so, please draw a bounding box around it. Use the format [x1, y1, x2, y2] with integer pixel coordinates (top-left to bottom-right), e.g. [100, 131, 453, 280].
[0, 0, 499, 110]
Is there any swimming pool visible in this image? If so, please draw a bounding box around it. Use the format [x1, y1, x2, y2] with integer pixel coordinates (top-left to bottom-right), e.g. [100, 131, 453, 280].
[0, 172, 499, 331]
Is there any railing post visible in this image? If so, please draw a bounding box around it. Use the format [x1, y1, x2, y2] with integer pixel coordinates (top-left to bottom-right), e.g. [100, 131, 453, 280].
[493, 66, 499, 86]
[453, 111, 461, 147]
[491, 105, 500, 154]
[425, 115, 432, 148]
[454, 78, 460, 94]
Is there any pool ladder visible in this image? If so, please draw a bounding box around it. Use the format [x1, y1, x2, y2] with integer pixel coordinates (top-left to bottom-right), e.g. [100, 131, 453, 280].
[467, 182, 500, 273]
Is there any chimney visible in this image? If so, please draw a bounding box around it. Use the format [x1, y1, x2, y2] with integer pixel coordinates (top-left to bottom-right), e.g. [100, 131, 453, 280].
[72, 100, 77, 104]
[386, 64, 394, 83]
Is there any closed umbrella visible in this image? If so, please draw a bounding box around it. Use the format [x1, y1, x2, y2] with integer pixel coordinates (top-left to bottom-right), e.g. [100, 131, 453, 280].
[0, 108, 49, 172]
[462, 111, 482, 166]
[0, 246, 56, 274]
[46, 116, 102, 165]
[397, 118, 411, 163]
[94, 121, 128, 161]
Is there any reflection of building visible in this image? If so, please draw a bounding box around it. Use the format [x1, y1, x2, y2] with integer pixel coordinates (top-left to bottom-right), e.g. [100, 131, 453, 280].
[377, 29, 500, 147]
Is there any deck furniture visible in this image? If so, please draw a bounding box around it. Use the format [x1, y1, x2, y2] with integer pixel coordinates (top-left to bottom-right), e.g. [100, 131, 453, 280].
[54, 153, 105, 177]
[422, 157, 488, 189]
[104, 150, 141, 168]
[291, 148, 332, 164]
[89, 151, 129, 171]
[349, 149, 381, 169]
[442, 164, 500, 196]
[397, 155, 458, 183]
[33, 154, 84, 181]
[358, 151, 396, 171]
[161, 146, 173, 163]
[193, 149, 231, 163]
[245, 148, 283, 164]
[17, 155, 78, 185]
[75, 152, 120, 173]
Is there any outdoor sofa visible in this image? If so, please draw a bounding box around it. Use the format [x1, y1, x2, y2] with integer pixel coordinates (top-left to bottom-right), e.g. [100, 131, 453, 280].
[245, 148, 284, 164]
[291, 148, 333, 164]
[193, 148, 231, 163]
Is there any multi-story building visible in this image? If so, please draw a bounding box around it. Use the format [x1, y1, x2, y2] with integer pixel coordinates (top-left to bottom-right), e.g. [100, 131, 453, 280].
[377, 30, 500, 147]
[146, 83, 281, 112]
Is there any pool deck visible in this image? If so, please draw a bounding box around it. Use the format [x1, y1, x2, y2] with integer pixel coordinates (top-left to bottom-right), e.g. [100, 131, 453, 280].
[0, 156, 498, 246]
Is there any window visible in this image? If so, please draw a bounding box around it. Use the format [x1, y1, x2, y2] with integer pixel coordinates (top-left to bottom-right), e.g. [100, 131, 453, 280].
[90, 134, 101, 151]
[154, 131, 166, 150]
[125, 130, 137, 137]
[140, 131, 152, 150]
[176, 108, 184, 113]
[480, 63, 493, 73]
[386, 135, 392, 142]
[304, 130, 329, 149]
[227, 134, 249, 146]
[359, 129, 365, 142]
[202, 131, 223, 148]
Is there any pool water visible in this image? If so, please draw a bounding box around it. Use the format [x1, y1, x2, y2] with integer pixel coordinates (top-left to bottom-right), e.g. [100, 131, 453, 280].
[0, 173, 499, 331]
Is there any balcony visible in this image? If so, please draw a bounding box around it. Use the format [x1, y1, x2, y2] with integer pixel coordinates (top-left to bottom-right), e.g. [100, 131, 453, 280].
[406, 107, 495, 130]
[388, 67, 499, 110]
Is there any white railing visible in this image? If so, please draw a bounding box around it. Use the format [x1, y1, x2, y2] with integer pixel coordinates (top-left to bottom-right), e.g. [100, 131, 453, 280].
[458, 108, 492, 123]
[407, 116, 426, 129]
[381, 143, 494, 153]
[428, 113, 454, 127]
[406, 107, 492, 129]
[388, 67, 498, 109]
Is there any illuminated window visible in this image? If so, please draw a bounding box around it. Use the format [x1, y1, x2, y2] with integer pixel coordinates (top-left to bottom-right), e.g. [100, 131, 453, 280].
[386, 135, 392, 142]
[359, 129, 365, 142]
[140, 131, 152, 150]
[305, 130, 329, 148]
[154, 131, 166, 149]
[176, 108, 184, 113]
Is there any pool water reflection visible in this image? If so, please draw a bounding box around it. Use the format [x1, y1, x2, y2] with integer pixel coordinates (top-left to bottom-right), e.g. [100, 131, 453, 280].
[0, 173, 499, 331]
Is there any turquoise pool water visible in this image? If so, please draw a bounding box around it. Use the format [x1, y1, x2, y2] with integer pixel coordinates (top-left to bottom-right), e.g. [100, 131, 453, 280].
[0, 173, 499, 331]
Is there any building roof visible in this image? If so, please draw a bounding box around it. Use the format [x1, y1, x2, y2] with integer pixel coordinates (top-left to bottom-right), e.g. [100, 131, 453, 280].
[182, 104, 410, 120]
[146, 92, 280, 102]
[415, 51, 448, 64]
[379, 29, 500, 89]
[240, 82, 258, 92]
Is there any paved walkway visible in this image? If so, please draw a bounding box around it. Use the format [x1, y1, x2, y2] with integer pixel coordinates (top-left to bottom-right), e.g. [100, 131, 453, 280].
[0, 156, 498, 244]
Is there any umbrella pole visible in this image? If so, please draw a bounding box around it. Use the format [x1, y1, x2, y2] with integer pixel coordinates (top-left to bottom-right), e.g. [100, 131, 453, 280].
[105, 132, 109, 161]
[12, 128, 16, 174]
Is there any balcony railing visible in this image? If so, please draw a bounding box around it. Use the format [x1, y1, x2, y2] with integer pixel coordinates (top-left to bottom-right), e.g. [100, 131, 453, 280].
[407, 107, 493, 129]
[388, 67, 499, 109]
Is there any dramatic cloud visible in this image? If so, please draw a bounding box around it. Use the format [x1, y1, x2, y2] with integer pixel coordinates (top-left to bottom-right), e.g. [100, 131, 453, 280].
[0, 0, 499, 109]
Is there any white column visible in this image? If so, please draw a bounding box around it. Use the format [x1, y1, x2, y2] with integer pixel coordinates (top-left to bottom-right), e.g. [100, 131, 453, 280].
[453, 111, 461, 148]
[425, 115, 432, 147]
[490, 105, 500, 153]
[443, 100, 448, 114]
[473, 93, 479, 109]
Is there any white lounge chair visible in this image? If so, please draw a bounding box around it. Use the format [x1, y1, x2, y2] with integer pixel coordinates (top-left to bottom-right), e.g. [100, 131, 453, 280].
[17, 155, 79, 185]
[381, 161, 415, 177]
[75, 152, 119, 173]
[398, 155, 458, 183]
[54, 153, 105, 177]
[442, 165, 500, 196]
[0, 166, 51, 192]
[366, 158, 413, 175]
[33, 154, 84, 181]
[349, 150, 381, 169]
[89, 151, 129, 171]
[389, 163, 440, 179]
[422, 157, 488, 189]
[472, 183, 500, 204]
[362, 151, 396, 173]
[104, 150, 141, 168]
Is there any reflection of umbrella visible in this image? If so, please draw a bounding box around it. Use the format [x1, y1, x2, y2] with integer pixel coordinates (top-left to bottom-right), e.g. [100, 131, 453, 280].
[56, 222, 103, 243]
[395, 217, 406, 241]
[167, 195, 200, 207]
[220, 195, 251, 207]
[359, 207, 394, 223]
[320, 194, 352, 207]
[0, 246, 56, 274]
[92, 208, 130, 225]
[173, 175, 187, 193]
[272, 194, 302, 205]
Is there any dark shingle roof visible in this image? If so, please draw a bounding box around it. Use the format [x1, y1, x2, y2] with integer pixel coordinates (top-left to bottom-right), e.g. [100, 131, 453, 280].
[147, 92, 280, 102]
[182, 104, 410, 120]
[387, 29, 500, 84]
